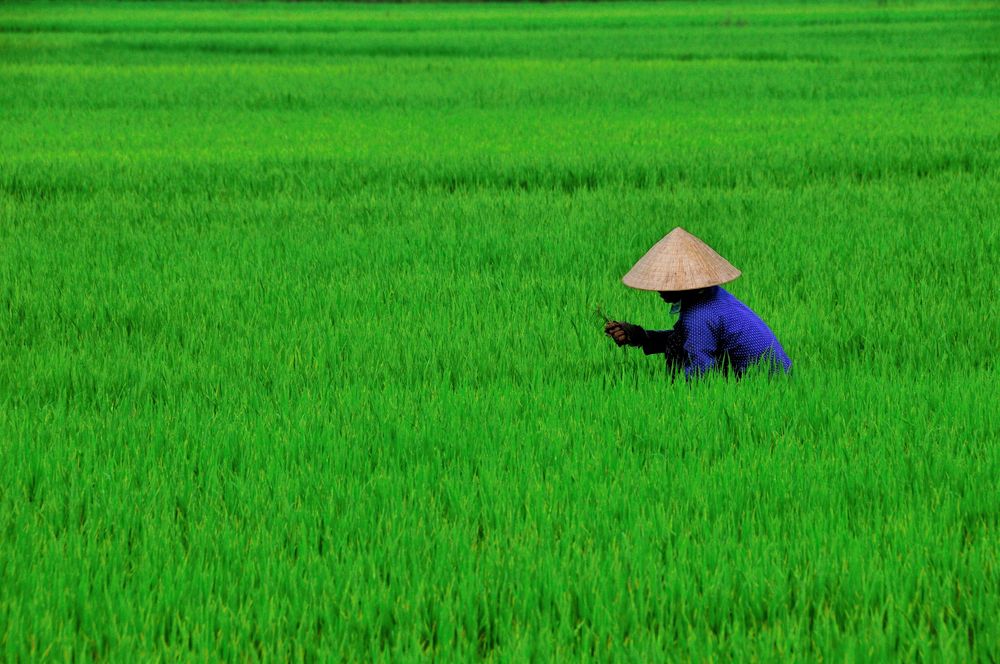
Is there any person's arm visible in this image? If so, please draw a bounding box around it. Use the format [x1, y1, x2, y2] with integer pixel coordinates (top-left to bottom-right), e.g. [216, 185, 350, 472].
[682, 317, 719, 379]
[641, 330, 672, 356]
[604, 321, 653, 348]
[684, 347, 716, 378]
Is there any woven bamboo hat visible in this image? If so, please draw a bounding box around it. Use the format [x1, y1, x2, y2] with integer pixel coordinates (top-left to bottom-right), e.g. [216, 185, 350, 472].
[622, 227, 741, 291]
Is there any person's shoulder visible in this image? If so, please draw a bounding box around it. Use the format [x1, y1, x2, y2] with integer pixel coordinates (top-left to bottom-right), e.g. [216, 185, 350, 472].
[681, 288, 723, 323]
[710, 286, 749, 310]
[688, 286, 728, 310]
[714, 286, 739, 301]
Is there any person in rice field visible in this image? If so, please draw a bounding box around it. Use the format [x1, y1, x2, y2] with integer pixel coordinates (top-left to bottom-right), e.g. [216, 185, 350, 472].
[604, 227, 791, 378]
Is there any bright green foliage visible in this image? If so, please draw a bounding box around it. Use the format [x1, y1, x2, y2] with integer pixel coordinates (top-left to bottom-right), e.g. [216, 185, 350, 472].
[2, 1, 999, 660]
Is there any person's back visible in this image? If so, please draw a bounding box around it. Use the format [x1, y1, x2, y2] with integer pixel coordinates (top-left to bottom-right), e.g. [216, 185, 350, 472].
[676, 287, 791, 377]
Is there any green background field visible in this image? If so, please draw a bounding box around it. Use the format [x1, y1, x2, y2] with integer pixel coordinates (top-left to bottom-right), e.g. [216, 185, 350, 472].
[2, 1, 999, 660]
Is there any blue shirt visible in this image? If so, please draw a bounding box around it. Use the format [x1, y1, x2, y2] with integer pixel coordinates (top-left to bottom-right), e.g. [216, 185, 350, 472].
[642, 286, 791, 378]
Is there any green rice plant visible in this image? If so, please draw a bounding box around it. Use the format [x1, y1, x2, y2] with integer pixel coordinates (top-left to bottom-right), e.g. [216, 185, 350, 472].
[1, 0, 999, 660]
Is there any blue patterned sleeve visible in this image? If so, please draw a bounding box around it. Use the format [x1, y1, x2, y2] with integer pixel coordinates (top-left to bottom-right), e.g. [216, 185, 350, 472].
[682, 313, 719, 378]
[641, 330, 671, 355]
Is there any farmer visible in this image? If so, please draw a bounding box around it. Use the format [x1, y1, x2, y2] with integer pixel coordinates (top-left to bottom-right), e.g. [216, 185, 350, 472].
[604, 227, 791, 378]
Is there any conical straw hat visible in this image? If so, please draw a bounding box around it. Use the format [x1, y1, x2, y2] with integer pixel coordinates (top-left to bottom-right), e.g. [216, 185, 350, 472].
[622, 227, 741, 291]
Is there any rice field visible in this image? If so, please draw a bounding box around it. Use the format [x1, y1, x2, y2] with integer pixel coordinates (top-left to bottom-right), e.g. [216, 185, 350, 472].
[1, 0, 999, 660]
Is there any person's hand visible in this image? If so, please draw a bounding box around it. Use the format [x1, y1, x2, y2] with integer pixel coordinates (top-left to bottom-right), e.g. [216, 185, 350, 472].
[604, 321, 647, 347]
